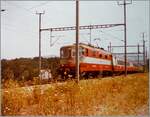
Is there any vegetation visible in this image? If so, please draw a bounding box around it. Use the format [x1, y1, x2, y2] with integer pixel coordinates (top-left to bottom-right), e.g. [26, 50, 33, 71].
[1, 73, 149, 115]
[1, 57, 60, 88]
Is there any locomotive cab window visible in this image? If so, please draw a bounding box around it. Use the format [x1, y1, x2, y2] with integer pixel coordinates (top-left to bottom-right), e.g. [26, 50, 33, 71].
[60, 49, 63, 58]
[68, 49, 71, 58]
[72, 50, 75, 57]
[79, 47, 85, 56]
[60, 47, 71, 58]
[71, 47, 84, 57]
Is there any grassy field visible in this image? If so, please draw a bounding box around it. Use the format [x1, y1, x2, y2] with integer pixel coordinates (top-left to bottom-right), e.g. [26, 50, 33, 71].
[1, 73, 149, 115]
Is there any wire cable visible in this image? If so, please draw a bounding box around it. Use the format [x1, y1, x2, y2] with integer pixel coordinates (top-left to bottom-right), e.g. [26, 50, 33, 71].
[99, 30, 124, 42]
[29, 1, 50, 10]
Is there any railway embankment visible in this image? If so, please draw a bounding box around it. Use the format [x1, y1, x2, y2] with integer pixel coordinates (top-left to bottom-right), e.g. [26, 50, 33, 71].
[1, 73, 149, 115]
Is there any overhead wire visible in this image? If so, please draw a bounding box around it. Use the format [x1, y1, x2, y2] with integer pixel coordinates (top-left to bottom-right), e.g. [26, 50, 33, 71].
[5, 1, 52, 24]
[28, 1, 50, 10]
[79, 32, 90, 44]
[99, 29, 124, 42]
[1, 22, 37, 39]
[103, 28, 124, 32]
[1, 20, 37, 35]
[2, 26, 37, 39]
[2, 1, 52, 40]
[5, 1, 34, 15]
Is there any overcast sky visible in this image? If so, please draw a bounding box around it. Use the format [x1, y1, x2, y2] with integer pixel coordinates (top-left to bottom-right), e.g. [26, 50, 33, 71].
[1, 0, 149, 59]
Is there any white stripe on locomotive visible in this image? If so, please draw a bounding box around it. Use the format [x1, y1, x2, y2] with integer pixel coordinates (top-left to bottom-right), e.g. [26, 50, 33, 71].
[80, 56, 111, 65]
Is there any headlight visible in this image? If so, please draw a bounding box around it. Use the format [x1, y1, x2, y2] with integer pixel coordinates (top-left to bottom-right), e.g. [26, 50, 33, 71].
[64, 71, 67, 75]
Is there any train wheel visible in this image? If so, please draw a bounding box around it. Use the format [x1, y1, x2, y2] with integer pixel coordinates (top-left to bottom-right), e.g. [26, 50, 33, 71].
[88, 72, 94, 79]
[80, 72, 86, 79]
[98, 71, 103, 79]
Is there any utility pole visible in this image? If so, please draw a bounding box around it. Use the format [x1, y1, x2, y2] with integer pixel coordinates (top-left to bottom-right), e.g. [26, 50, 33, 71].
[145, 46, 147, 70]
[137, 43, 140, 65]
[145, 47, 147, 62]
[108, 46, 109, 52]
[76, 0, 79, 83]
[108, 42, 111, 52]
[124, 0, 127, 76]
[36, 11, 45, 80]
[109, 42, 112, 52]
[117, 0, 132, 77]
[89, 25, 92, 45]
[50, 30, 53, 47]
[142, 32, 146, 72]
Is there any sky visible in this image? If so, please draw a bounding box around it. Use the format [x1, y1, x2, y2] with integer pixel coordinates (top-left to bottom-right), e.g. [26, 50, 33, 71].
[1, 0, 149, 59]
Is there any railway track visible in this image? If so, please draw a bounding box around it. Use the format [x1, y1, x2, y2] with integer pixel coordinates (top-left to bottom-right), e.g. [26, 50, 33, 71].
[2, 82, 66, 95]
[2, 72, 143, 95]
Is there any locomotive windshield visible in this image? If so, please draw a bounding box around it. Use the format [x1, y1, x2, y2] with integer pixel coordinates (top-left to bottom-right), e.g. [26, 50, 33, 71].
[60, 46, 84, 58]
[60, 47, 71, 58]
[72, 47, 85, 57]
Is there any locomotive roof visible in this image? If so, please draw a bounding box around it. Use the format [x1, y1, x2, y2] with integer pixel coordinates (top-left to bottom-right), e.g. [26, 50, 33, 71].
[61, 43, 112, 55]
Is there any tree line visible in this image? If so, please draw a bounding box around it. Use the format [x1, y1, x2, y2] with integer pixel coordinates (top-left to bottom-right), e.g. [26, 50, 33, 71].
[1, 57, 60, 86]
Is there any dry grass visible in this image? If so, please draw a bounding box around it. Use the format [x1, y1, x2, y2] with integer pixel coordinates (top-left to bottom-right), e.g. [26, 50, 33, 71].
[1, 73, 149, 116]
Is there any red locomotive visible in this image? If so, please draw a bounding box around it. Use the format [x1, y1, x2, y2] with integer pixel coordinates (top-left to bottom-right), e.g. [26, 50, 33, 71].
[59, 43, 140, 79]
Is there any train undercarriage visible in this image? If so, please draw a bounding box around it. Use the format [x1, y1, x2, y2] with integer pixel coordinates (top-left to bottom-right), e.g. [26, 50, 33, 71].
[57, 66, 139, 81]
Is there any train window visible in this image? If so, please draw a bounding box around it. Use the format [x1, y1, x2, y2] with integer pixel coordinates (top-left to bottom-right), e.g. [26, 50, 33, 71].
[79, 48, 81, 56]
[99, 54, 102, 58]
[133, 63, 138, 67]
[72, 52, 75, 56]
[60, 49, 63, 58]
[85, 49, 88, 56]
[61, 49, 65, 58]
[82, 48, 85, 55]
[129, 62, 133, 67]
[127, 62, 130, 66]
[117, 60, 124, 65]
[105, 55, 108, 59]
[79, 47, 85, 56]
[72, 49, 75, 57]
[60, 48, 71, 58]
[64, 48, 69, 58]
[68, 49, 71, 58]
[110, 55, 112, 59]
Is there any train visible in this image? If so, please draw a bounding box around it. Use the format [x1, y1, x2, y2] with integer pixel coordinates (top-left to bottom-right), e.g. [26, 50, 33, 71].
[58, 43, 140, 80]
